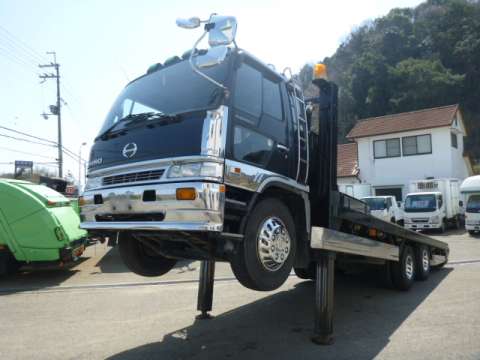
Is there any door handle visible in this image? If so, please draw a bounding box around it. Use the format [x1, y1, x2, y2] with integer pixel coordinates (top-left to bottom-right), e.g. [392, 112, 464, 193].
[277, 144, 289, 152]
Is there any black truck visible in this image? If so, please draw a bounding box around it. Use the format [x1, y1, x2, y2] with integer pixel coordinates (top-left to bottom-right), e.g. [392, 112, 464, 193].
[79, 15, 449, 343]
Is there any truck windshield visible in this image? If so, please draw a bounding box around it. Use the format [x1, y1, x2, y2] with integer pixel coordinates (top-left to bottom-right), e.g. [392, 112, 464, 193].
[363, 198, 387, 210]
[404, 194, 437, 212]
[467, 195, 480, 213]
[97, 57, 230, 137]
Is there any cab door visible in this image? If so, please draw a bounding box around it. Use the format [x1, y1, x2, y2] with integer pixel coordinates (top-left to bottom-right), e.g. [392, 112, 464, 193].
[228, 60, 291, 177]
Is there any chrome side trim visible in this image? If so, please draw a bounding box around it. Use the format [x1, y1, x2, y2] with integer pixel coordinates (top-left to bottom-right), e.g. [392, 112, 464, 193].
[224, 159, 309, 193]
[310, 227, 399, 261]
[81, 221, 222, 232]
[201, 106, 228, 158]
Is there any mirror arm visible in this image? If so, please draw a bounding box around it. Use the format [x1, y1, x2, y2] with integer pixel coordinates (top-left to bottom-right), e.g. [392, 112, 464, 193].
[189, 31, 228, 92]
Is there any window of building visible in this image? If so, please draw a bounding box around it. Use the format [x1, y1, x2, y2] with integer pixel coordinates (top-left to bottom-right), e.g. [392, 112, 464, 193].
[451, 132, 458, 148]
[233, 126, 273, 165]
[402, 134, 432, 156]
[233, 63, 262, 119]
[374, 138, 400, 158]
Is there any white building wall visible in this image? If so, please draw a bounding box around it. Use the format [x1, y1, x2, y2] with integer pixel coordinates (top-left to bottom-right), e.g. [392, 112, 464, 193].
[356, 126, 469, 200]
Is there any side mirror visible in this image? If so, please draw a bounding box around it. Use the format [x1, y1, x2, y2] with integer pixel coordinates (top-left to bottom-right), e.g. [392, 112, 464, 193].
[195, 46, 228, 69]
[176, 17, 201, 29]
[459, 200, 464, 207]
[208, 16, 237, 47]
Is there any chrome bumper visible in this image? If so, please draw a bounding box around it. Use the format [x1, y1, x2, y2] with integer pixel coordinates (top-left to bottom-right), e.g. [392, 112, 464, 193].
[80, 182, 224, 232]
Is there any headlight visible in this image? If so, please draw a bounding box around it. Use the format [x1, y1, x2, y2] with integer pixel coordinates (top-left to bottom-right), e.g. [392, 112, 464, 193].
[167, 162, 223, 179]
[84, 177, 102, 190]
[431, 215, 440, 224]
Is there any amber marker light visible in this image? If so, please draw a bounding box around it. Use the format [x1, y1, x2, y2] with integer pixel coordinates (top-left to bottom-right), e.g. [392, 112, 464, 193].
[313, 63, 328, 80]
[176, 188, 197, 200]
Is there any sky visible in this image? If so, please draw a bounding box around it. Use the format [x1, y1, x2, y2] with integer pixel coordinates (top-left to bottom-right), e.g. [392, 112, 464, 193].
[0, 0, 424, 184]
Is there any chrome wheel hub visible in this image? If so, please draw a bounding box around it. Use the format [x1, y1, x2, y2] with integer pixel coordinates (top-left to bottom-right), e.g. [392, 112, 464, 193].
[405, 254, 414, 280]
[257, 217, 291, 272]
[422, 250, 430, 271]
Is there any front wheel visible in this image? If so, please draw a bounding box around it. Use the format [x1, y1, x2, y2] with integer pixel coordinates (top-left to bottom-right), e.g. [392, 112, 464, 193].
[230, 198, 296, 291]
[468, 230, 476, 236]
[118, 234, 177, 277]
[439, 220, 447, 234]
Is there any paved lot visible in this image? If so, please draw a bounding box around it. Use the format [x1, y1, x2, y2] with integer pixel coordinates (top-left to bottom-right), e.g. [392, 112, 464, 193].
[1, 229, 480, 359]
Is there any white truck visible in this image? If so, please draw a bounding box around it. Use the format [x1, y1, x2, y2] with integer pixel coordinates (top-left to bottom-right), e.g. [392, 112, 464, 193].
[361, 196, 403, 224]
[460, 175, 480, 235]
[404, 179, 461, 233]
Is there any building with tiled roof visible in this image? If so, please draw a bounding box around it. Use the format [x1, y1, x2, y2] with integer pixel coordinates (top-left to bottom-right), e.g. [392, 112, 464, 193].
[344, 104, 473, 201]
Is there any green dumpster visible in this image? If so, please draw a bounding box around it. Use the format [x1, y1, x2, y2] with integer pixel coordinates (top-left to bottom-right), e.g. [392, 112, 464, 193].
[0, 179, 87, 275]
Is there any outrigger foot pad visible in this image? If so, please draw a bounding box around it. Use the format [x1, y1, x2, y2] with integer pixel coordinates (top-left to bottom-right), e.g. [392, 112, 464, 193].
[196, 311, 213, 320]
[311, 334, 335, 345]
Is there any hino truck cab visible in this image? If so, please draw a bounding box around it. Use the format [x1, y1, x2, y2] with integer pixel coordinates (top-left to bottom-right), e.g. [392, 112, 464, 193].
[80, 15, 312, 291]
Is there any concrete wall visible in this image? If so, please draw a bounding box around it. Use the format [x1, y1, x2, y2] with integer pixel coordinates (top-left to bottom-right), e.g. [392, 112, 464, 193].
[337, 176, 360, 185]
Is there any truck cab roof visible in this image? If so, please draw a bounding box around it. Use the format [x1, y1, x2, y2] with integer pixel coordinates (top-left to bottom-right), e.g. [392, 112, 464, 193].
[406, 191, 442, 196]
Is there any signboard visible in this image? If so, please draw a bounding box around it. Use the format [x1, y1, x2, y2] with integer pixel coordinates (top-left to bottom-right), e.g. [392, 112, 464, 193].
[14, 160, 33, 179]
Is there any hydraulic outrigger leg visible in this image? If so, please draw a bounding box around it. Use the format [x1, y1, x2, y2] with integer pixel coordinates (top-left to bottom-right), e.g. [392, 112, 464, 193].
[196, 260, 215, 319]
[312, 251, 336, 345]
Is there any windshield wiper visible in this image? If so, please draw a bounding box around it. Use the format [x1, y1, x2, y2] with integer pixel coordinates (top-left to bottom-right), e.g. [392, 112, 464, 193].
[97, 112, 170, 140]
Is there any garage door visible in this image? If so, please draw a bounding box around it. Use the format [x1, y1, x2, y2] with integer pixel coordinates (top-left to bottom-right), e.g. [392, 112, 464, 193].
[375, 187, 403, 201]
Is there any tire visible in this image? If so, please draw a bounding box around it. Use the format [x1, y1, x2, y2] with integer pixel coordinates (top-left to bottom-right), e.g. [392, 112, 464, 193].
[454, 216, 461, 230]
[391, 245, 416, 291]
[439, 220, 447, 234]
[0, 251, 21, 276]
[468, 230, 476, 236]
[294, 262, 316, 280]
[118, 234, 177, 277]
[414, 245, 430, 281]
[230, 198, 296, 291]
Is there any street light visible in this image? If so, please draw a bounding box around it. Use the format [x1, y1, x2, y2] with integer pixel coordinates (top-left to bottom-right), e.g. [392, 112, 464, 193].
[78, 142, 87, 192]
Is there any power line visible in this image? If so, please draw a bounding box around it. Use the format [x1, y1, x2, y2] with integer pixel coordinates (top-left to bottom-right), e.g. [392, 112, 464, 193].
[0, 145, 57, 160]
[0, 25, 48, 64]
[0, 124, 57, 144]
[0, 133, 57, 147]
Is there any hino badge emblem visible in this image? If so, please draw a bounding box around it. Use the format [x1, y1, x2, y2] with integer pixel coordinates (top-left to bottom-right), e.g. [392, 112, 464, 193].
[122, 143, 138, 158]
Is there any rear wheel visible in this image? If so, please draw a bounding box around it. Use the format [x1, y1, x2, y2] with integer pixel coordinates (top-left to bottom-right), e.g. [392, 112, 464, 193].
[118, 234, 177, 277]
[0, 251, 21, 276]
[414, 245, 430, 281]
[230, 198, 296, 291]
[391, 245, 416, 291]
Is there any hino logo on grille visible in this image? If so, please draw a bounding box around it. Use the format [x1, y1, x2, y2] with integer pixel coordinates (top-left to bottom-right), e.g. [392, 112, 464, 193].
[122, 143, 138, 158]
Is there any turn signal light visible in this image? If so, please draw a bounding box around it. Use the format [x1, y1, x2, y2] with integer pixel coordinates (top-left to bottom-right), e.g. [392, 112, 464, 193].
[176, 188, 196, 200]
[368, 228, 377, 238]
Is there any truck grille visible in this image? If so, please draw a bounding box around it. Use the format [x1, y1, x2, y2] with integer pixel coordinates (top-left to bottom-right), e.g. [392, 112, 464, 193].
[102, 169, 165, 186]
[412, 218, 429, 223]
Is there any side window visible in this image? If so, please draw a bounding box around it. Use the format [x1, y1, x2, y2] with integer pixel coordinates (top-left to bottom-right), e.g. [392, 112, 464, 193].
[262, 78, 283, 120]
[233, 63, 262, 120]
[233, 126, 273, 166]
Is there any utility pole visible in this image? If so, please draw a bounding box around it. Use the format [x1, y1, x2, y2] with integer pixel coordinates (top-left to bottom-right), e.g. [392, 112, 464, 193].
[39, 51, 63, 178]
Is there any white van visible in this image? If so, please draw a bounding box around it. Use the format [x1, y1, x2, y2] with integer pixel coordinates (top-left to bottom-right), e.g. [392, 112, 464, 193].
[460, 176, 480, 235]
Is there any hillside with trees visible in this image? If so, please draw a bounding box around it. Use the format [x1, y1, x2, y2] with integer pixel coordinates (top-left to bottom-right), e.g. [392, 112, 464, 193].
[299, 0, 480, 163]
